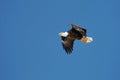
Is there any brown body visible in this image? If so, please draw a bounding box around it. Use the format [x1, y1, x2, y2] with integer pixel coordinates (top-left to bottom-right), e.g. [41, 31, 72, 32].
[67, 29, 83, 40]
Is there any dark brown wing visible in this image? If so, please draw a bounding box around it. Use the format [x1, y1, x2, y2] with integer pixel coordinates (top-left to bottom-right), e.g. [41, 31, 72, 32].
[61, 37, 74, 54]
[70, 24, 87, 36]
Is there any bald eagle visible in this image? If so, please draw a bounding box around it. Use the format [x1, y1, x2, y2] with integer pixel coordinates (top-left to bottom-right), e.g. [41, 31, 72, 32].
[59, 24, 93, 54]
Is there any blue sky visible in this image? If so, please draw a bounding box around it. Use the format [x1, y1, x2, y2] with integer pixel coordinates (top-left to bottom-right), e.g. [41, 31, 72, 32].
[0, 0, 120, 80]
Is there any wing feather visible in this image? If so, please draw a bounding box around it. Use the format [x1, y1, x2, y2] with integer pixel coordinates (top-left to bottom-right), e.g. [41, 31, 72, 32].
[61, 37, 74, 54]
[70, 24, 87, 36]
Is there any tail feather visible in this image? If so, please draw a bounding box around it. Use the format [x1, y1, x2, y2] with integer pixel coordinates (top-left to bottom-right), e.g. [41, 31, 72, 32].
[86, 36, 93, 43]
[81, 36, 93, 43]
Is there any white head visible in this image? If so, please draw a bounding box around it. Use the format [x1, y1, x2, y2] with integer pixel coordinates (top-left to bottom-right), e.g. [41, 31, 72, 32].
[58, 32, 69, 37]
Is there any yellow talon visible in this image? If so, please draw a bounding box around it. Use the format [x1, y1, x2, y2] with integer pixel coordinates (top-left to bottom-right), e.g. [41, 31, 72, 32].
[81, 37, 87, 43]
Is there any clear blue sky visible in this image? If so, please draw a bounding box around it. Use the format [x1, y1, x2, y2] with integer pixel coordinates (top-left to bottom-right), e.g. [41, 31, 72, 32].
[0, 0, 120, 80]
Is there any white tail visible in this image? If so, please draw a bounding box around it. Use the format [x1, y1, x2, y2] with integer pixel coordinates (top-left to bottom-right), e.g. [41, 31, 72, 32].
[86, 36, 93, 43]
[81, 36, 93, 43]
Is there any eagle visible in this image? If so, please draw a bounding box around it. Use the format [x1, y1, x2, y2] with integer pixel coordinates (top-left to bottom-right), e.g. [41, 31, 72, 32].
[59, 24, 93, 54]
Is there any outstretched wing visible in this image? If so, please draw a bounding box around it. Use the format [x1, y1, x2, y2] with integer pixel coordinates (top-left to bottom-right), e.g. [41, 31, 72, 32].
[61, 37, 74, 54]
[70, 24, 87, 36]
